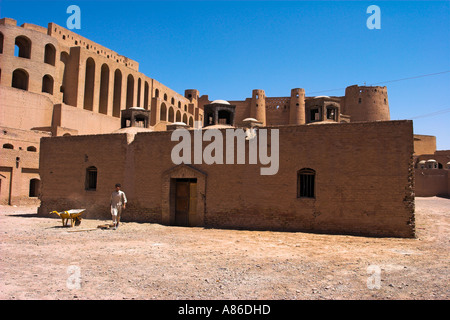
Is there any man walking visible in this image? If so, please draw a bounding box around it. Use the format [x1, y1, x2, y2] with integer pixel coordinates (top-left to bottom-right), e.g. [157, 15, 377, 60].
[110, 183, 127, 230]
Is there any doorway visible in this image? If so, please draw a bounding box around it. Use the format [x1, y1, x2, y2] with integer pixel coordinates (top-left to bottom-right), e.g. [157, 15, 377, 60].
[174, 178, 197, 226]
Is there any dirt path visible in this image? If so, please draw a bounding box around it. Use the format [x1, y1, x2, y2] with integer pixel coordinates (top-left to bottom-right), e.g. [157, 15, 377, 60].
[0, 197, 448, 300]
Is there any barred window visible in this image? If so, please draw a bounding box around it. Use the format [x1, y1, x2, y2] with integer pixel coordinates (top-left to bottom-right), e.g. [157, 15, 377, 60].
[85, 166, 97, 191]
[297, 168, 315, 198]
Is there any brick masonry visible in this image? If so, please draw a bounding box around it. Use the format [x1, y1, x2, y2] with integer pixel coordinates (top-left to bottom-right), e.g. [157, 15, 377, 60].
[38, 120, 415, 238]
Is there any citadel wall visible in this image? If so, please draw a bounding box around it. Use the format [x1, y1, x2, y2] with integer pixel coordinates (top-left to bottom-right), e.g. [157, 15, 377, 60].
[38, 120, 415, 238]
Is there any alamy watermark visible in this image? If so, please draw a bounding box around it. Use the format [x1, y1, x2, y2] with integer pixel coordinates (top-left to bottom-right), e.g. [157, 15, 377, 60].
[367, 265, 381, 289]
[66, 5, 81, 30]
[367, 5, 381, 30]
[66, 265, 81, 289]
[171, 125, 279, 176]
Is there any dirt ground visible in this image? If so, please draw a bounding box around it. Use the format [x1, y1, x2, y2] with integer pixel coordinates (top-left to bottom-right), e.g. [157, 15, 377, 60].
[0, 197, 448, 300]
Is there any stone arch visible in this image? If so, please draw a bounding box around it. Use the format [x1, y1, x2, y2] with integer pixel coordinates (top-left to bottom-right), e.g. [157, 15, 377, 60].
[15, 35, 31, 59]
[168, 106, 174, 122]
[144, 81, 149, 110]
[126, 74, 134, 109]
[83, 57, 95, 110]
[99, 64, 109, 115]
[42, 74, 54, 94]
[44, 43, 56, 65]
[11, 68, 29, 91]
[113, 69, 122, 117]
[160, 103, 167, 121]
[137, 78, 142, 108]
[60, 51, 70, 104]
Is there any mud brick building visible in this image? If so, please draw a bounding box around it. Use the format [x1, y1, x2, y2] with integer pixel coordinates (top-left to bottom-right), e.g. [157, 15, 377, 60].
[0, 17, 448, 237]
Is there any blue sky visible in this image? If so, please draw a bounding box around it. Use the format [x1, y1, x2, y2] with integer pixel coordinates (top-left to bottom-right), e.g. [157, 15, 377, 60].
[1, 0, 449, 149]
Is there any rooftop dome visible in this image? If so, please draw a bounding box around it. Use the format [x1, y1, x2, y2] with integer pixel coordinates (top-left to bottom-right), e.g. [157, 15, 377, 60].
[313, 96, 330, 99]
[129, 106, 146, 110]
[211, 100, 230, 105]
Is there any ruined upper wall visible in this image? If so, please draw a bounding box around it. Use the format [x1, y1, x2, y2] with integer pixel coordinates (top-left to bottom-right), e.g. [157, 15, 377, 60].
[0, 17, 199, 133]
[48, 23, 139, 72]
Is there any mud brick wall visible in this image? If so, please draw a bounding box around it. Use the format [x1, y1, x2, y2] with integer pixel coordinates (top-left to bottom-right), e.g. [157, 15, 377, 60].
[39, 120, 415, 237]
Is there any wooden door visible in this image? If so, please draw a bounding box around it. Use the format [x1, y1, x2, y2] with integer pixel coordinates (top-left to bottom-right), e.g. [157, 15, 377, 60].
[174, 178, 197, 226]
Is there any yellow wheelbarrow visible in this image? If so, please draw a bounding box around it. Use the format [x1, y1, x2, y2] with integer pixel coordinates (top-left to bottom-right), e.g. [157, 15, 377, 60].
[50, 209, 86, 227]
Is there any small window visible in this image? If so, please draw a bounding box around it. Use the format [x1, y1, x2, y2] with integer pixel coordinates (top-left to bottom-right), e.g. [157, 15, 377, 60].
[3, 143, 14, 149]
[85, 166, 98, 190]
[358, 98, 362, 104]
[27, 146, 37, 152]
[297, 168, 315, 198]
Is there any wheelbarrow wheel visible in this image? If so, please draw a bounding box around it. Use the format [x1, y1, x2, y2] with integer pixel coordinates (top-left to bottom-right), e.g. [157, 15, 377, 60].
[74, 217, 82, 226]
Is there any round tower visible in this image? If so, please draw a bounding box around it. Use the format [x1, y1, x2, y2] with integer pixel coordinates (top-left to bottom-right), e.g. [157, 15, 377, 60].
[289, 88, 306, 125]
[185, 89, 199, 102]
[344, 85, 390, 122]
[250, 89, 266, 126]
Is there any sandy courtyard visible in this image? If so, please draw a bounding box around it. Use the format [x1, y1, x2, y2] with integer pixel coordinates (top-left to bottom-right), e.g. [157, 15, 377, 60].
[0, 197, 448, 300]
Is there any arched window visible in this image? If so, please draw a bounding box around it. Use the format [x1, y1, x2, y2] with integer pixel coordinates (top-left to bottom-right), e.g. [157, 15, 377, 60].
[176, 110, 181, 122]
[144, 81, 149, 110]
[44, 43, 56, 65]
[0, 32, 4, 54]
[164, 93, 168, 101]
[297, 168, 315, 198]
[29, 179, 40, 197]
[178, 101, 181, 109]
[182, 113, 188, 125]
[160, 103, 167, 121]
[189, 116, 193, 127]
[113, 69, 122, 117]
[83, 58, 95, 110]
[155, 88, 159, 98]
[42, 74, 54, 94]
[85, 166, 97, 191]
[171, 97, 175, 105]
[60, 52, 70, 104]
[11, 69, 29, 91]
[99, 64, 109, 114]
[168, 107, 174, 122]
[27, 146, 37, 152]
[126, 74, 134, 108]
[137, 78, 142, 107]
[3, 143, 14, 149]
[15, 36, 31, 59]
